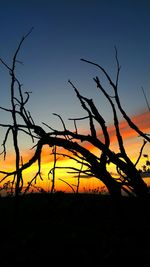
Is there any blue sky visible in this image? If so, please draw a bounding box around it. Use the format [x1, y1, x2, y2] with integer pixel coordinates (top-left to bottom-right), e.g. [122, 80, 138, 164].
[0, 0, 150, 133]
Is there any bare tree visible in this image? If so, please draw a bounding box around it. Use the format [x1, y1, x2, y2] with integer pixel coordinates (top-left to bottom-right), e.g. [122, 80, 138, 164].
[0, 28, 35, 198]
[0, 33, 149, 199]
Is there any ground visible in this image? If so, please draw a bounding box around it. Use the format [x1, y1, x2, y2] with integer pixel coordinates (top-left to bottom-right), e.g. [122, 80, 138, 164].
[0, 192, 150, 266]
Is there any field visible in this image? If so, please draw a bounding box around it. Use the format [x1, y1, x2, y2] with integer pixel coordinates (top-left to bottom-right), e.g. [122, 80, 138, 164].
[0, 192, 150, 266]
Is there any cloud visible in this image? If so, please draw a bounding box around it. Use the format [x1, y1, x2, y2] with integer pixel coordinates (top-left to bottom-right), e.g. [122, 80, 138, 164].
[1, 111, 150, 167]
[34, 110, 150, 165]
[0, 111, 149, 192]
[83, 110, 150, 152]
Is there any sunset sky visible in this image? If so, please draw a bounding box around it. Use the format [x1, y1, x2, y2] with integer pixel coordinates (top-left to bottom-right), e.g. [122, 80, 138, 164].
[0, 0, 150, 194]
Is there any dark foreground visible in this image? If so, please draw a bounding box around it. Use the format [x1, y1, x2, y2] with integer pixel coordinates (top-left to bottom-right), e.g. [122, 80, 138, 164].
[0, 192, 150, 266]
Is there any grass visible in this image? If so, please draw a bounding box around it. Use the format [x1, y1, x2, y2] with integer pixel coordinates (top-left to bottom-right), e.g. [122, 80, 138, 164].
[0, 192, 150, 266]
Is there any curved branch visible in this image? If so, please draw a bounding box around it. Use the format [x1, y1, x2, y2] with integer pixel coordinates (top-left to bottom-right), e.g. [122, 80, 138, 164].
[81, 57, 150, 142]
[58, 178, 76, 193]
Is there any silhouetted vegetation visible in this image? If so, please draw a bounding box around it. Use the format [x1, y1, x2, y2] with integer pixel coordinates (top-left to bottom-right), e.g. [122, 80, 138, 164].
[0, 30, 149, 199]
[0, 192, 150, 265]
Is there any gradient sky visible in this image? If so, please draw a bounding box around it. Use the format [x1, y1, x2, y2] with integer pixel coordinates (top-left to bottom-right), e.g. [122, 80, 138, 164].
[0, 0, 150, 193]
[0, 0, 149, 124]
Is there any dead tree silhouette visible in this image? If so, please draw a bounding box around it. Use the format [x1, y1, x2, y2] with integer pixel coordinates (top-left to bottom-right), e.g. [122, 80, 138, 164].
[0, 32, 149, 198]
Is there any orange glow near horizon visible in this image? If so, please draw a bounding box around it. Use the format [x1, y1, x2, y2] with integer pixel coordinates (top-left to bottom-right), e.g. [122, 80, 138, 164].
[0, 111, 150, 195]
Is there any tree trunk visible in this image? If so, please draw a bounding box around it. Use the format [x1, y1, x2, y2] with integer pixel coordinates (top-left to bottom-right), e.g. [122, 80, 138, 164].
[94, 168, 122, 198]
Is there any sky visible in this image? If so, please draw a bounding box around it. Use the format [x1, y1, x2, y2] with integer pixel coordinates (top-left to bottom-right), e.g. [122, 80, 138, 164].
[0, 0, 149, 193]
